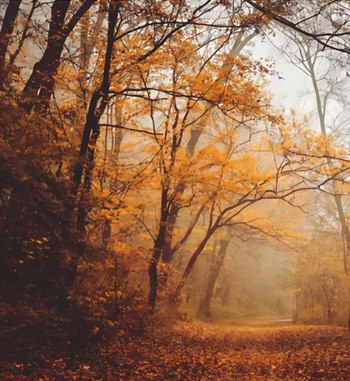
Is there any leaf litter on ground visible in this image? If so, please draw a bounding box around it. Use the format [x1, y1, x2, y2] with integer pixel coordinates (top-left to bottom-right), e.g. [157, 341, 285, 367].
[2, 320, 350, 380]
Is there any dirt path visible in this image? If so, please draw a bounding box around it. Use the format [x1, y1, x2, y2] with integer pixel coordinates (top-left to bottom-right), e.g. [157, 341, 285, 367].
[110, 323, 350, 380]
[2, 322, 350, 380]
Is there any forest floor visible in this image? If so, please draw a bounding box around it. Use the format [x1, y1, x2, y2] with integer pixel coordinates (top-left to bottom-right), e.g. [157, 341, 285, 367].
[1, 319, 350, 380]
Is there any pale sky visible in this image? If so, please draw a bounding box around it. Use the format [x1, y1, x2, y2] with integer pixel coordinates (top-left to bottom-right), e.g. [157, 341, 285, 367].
[251, 32, 314, 115]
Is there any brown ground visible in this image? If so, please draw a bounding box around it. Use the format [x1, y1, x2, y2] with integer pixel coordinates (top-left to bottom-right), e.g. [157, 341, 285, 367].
[1, 321, 350, 380]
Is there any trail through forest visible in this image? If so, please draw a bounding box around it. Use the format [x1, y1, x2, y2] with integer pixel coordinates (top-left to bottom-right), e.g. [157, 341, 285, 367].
[2, 321, 350, 380]
[1, 1, 350, 380]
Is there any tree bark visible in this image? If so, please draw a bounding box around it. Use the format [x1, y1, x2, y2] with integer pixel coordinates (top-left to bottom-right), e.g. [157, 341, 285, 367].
[162, 185, 185, 263]
[173, 221, 219, 302]
[0, 0, 22, 89]
[22, 0, 71, 111]
[161, 30, 258, 264]
[304, 42, 350, 327]
[148, 188, 169, 311]
[65, 1, 119, 288]
[7, 0, 37, 70]
[198, 239, 229, 317]
[79, 1, 106, 104]
[72, 1, 119, 195]
[21, 0, 94, 112]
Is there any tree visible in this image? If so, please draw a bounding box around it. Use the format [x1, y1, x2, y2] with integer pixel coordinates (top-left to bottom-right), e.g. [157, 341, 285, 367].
[134, 32, 284, 310]
[161, 26, 262, 265]
[293, 227, 347, 324]
[244, 0, 350, 54]
[197, 237, 230, 317]
[268, 7, 350, 325]
[173, 116, 350, 302]
[1, 0, 350, 332]
[0, 0, 22, 89]
[21, 0, 95, 112]
[278, 23, 350, 272]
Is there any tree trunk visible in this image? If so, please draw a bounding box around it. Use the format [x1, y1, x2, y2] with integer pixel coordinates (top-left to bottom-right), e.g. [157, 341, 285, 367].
[65, 1, 119, 288]
[221, 275, 231, 306]
[182, 225, 217, 281]
[111, 96, 124, 157]
[21, 0, 71, 111]
[79, 1, 106, 104]
[148, 188, 169, 311]
[161, 30, 258, 264]
[304, 43, 350, 328]
[198, 239, 229, 317]
[161, 185, 185, 263]
[173, 223, 218, 302]
[21, 0, 94, 112]
[6, 0, 37, 79]
[0, 0, 22, 89]
[72, 1, 119, 195]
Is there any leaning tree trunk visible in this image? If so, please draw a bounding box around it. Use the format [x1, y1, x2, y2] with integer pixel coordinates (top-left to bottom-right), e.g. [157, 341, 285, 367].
[198, 239, 229, 317]
[65, 1, 119, 289]
[173, 219, 219, 303]
[21, 0, 70, 111]
[21, 0, 94, 112]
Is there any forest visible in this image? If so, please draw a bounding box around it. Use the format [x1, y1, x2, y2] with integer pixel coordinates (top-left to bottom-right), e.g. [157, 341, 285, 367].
[0, 0, 350, 380]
